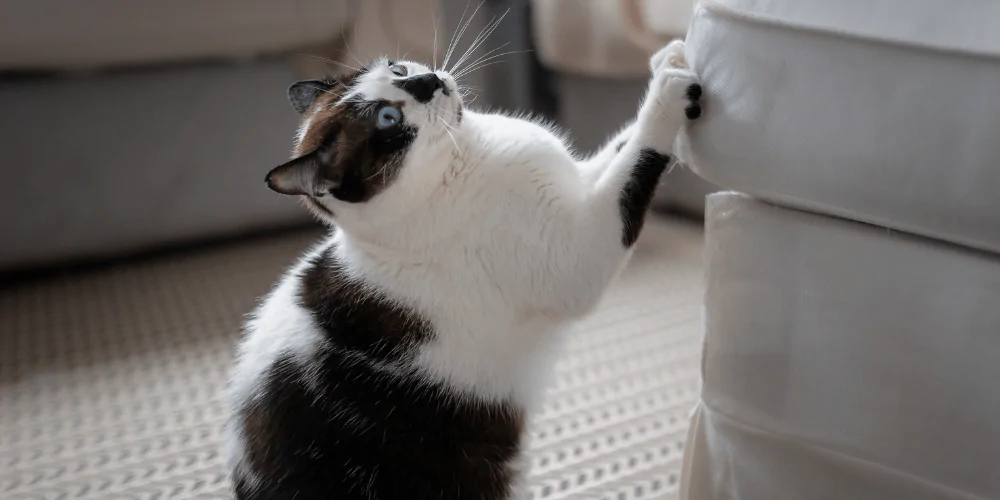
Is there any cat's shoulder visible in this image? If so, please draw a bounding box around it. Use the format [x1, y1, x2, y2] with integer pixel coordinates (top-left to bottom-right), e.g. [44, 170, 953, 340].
[465, 109, 574, 153]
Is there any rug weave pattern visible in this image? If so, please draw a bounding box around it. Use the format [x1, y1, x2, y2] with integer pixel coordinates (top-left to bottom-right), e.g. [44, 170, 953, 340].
[1, 217, 704, 500]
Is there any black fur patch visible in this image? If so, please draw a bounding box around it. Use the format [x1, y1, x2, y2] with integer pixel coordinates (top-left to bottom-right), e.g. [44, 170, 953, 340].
[231, 248, 525, 500]
[269, 96, 417, 205]
[299, 247, 430, 361]
[618, 148, 671, 247]
[393, 73, 446, 103]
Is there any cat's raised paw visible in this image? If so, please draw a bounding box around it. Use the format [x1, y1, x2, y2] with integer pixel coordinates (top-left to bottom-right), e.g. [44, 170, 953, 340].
[650, 40, 688, 74]
[649, 67, 702, 122]
[633, 65, 702, 152]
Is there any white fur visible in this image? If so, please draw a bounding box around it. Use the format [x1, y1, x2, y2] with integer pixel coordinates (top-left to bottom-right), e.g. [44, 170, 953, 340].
[224, 241, 329, 489]
[228, 42, 698, 485]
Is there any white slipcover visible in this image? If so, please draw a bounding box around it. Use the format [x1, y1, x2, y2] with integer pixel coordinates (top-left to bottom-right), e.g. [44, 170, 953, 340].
[684, 193, 1000, 500]
[683, 0, 1000, 254]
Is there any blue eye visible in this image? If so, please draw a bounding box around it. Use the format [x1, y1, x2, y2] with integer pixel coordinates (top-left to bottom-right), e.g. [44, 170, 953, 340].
[377, 106, 402, 128]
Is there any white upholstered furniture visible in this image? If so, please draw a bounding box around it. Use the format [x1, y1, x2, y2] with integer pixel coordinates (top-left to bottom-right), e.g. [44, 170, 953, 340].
[681, 0, 1000, 498]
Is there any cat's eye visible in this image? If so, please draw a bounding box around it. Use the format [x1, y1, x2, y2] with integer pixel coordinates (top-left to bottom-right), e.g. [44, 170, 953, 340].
[390, 64, 408, 77]
[376, 106, 402, 128]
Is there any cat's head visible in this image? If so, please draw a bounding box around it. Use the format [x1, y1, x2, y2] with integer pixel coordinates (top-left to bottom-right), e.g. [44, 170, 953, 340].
[265, 58, 462, 228]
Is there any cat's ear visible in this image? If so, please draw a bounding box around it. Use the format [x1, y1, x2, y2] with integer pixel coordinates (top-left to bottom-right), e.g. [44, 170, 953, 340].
[288, 79, 332, 114]
[265, 142, 338, 196]
[266, 151, 320, 196]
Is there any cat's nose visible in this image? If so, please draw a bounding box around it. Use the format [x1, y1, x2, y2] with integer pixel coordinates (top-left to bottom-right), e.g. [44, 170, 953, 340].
[394, 74, 446, 103]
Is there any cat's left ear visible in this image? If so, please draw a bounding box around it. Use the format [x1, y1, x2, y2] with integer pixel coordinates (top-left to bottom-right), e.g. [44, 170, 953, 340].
[265, 143, 336, 196]
[288, 79, 332, 114]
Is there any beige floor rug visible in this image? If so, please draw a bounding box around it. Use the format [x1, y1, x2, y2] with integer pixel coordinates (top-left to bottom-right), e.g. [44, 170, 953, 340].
[1, 216, 705, 500]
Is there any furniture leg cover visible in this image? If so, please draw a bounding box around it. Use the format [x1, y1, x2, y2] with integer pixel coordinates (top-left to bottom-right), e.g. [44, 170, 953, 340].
[681, 193, 1000, 500]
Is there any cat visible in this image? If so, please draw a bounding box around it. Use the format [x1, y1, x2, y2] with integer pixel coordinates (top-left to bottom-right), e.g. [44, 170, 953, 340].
[225, 39, 702, 500]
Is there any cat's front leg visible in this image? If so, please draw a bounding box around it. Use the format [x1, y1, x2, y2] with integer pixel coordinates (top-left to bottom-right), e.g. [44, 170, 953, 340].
[551, 41, 702, 318]
[629, 41, 702, 157]
[577, 40, 700, 186]
[598, 39, 701, 246]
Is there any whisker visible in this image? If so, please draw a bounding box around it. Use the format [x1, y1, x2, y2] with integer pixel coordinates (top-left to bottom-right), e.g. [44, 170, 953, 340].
[455, 42, 509, 74]
[453, 47, 530, 80]
[440, 118, 462, 154]
[441, 3, 467, 70]
[319, 88, 347, 98]
[327, 73, 351, 87]
[454, 49, 532, 79]
[438, 114, 457, 131]
[456, 56, 520, 78]
[350, 19, 365, 67]
[302, 82, 347, 101]
[439, 116, 458, 130]
[443, 1, 484, 71]
[337, 32, 355, 68]
[301, 54, 361, 74]
[450, 9, 509, 75]
[449, 14, 500, 74]
[430, 1, 441, 70]
[337, 24, 365, 69]
[442, 1, 473, 70]
[366, 160, 391, 183]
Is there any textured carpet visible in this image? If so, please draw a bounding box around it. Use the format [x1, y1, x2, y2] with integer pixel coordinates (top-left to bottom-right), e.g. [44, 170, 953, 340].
[1, 216, 705, 500]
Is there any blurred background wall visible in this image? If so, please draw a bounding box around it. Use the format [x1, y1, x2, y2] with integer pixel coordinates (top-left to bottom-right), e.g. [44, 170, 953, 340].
[0, 0, 712, 275]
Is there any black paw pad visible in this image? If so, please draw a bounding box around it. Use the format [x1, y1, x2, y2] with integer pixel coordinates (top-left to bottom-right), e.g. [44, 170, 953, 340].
[685, 103, 702, 120]
[685, 83, 702, 120]
[685, 83, 702, 101]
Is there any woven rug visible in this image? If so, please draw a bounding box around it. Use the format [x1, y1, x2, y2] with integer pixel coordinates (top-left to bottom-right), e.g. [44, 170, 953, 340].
[1, 216, 705, 500]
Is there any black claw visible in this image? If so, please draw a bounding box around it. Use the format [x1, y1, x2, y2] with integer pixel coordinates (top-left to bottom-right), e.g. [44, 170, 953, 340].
[685, 83, 702, 102]
[685, 103, 701, 120]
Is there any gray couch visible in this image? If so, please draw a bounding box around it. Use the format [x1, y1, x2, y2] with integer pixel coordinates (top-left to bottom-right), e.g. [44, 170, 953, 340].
[0, 0, 442, 271]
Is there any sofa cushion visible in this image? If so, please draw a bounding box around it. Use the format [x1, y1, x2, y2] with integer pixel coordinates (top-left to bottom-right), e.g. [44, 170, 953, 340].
[0, 0, 349, 70]
[685, 192, 1000, 500]
[683, 0, 1000, 253]
[0, 60, 311, 270]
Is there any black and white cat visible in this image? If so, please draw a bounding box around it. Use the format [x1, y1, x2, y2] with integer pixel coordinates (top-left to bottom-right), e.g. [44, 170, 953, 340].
[225, 40, 701, 500]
